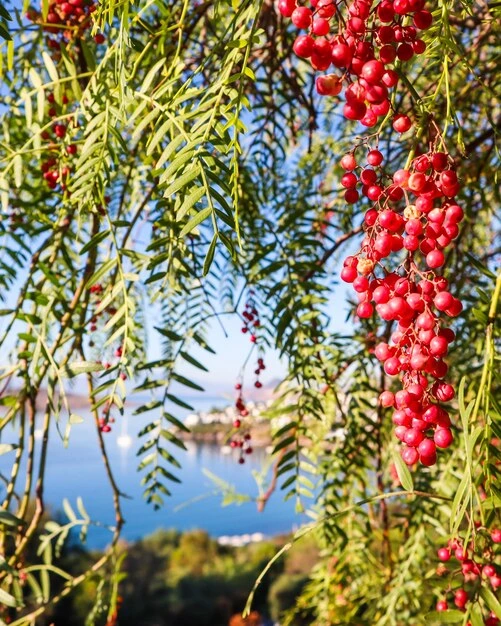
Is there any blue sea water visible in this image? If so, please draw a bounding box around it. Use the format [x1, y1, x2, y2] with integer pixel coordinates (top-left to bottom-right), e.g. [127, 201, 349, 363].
[0, 396, 305, 548]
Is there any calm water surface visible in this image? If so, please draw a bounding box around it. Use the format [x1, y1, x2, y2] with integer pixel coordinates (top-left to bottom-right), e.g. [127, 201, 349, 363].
[0, 396, 304, 548]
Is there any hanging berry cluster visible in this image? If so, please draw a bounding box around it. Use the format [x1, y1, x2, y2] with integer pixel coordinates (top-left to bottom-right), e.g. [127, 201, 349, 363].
[241, 289, 266, 387]
[278, 0, 432, 127]
[254, 356, 265, 389]
[435, 530, 500, 623]
[341, 148, 463, 468]
[40, 91, 76, 191]
[231, 384, 253, 464]
[227, 289, 268, 463]
[26, 0, 103, 48]
[27, 0, 105, 194]
[278, 0, 464, 468]
[241, 289, 260, 343]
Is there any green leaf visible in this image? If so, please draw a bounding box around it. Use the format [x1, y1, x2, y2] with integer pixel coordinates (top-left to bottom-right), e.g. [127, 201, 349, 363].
[0, 587, 17, 608]
[392, 449, 414, 492]
[0, 21, 11, 40]
[0, 4, 12, 20]
[273, 435, 296, 454]
[80, 230, 110, 255]
[165, 394, 194, 411]
[64, 361, 104, 377]
[203, 233, 217, 276]
[171, 372, 204, 391]
[155, 327, 183, 341]
[464, 253, 497, 280]
[62, 499, 76, 522]
[0, 444, 16, 455]
[424, 610, 465, 623]
[76, 497, 89, 521]
[480, 587, 501, 619]
[164, 412, 190, 432]
[273, 421, 297, 439]
[86, 258, 118, 287]
[469, 602, 485, 626]
[42, 51, 59, 82]
[179, 351, 208, 372]
[179, 206, 212, 237]
[13, 154, 22, 188]
[163, 164, 201, 198]
[177, 186, 205, 221]
[0, 509, 24, 527]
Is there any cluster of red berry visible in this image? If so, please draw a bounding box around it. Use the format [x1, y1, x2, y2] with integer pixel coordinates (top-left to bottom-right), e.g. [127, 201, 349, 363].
[27, 0, 105, 193]
[241, 290, 260, 343]
[341, 148, 463, 467]
[97, 400, 115, 433]
[26, 0, 103, 47]
[231, 386, 253, 463]
[229, 290, 268, 461]
[278, 0, 433, 127]
[253, 357, 266, 389]
[278, 0, 463, 469]
[39, 91, 76, 191]
[435, 529, 501, 623]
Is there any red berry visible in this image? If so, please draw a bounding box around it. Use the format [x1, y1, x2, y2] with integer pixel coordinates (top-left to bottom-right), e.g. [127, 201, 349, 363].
[291, 6, 312, 29]
[397, 42, 414, 61]
[277, 0, 296, 17]
[437, 548, 451, 562]
[418, 438, 435, 458]
[356, 301, 373, 318]
[340, 266, 357, 283]
[341, 172, 358, 188]
[360, 60, 385, 84]
[382, 69, 399, 87]
[316, 74, 342, 96]
[393, 114, 412, 133]
[312, 17, 330, 36]
[379, 391, 395, 407]
[340, 154, 357, 171]
[426, 249, 445, 269]
[345, 188, 359, 203]
[454, 589, 468, 609]
[367, 150, 383, 166]
[429, 336, 448, 357]
[331, 43, 352, 68]
[413, 10, 433, 29]
[316, 0, 336, 18]
[401, 446, 419, 466]
[484, 564, 496, 577]
[293, 35, 315, 58]
[344, 102, 367, 120]
[404, 427, 424, 447]
[379, 44, 396, 64]
[434, 428, 453, 449]
[53, 123, 67, 138]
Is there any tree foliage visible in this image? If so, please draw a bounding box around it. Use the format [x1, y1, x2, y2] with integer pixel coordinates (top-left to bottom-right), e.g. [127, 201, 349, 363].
[0, 0, 499, 623]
